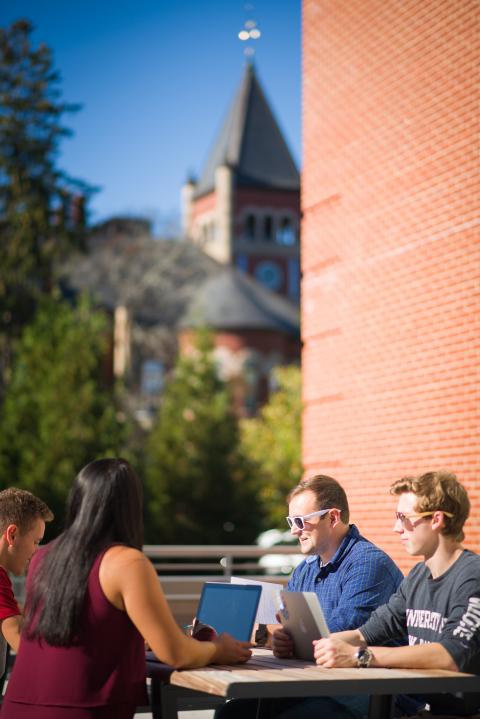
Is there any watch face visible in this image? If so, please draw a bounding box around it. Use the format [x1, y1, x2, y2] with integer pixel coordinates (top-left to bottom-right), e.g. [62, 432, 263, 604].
[254, 260, 283, 291]
[356, 647, 373, 667]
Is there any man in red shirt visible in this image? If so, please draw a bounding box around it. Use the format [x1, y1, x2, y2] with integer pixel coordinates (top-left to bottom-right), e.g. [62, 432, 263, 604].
[0, 488, 53, 669]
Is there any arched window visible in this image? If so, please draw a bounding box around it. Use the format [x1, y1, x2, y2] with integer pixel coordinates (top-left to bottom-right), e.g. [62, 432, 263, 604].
[263, 215, 273, 241]
[245, 214, 256, 241]
[276, 217, 296, 246]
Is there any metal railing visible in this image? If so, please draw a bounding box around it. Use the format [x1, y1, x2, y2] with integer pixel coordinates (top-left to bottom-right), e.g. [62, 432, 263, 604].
[144, 543, 300, 578]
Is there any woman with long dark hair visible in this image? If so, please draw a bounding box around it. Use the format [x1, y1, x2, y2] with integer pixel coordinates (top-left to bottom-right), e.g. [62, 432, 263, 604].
[2, 458, 251, 718]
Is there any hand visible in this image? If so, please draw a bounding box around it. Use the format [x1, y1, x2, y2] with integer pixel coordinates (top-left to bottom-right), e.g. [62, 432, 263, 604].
[313, 637, 356, 668]
[272, 626, 294, 658]
[211, 633, 252, 665]
[265, 623, 281, 648]
[192, 618, 217, 642]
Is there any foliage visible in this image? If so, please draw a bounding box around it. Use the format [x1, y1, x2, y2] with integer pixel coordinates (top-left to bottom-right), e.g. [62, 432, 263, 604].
[0, 296, 125, 536]
[61, 231, 218, 375]
[0, 19, 92, 388]
[144, 330, 263, 544]
[240, 365, 302, 528]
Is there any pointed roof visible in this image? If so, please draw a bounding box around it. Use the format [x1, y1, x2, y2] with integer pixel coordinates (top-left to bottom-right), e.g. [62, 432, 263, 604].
[180, 266, 299, 334]
[194, 64, 299, 197]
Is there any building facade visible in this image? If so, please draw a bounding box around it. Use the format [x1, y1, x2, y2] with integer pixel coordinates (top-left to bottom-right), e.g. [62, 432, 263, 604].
[179, 267, 300, 416]
[302, 0, 479, 570]
[182, 63, 301, 302]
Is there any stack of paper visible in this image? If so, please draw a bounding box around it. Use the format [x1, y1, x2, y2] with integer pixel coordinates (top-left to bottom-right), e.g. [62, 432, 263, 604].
[231, 576, 284, 625]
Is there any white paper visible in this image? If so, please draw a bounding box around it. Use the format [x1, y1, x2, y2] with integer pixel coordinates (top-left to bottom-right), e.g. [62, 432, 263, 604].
[231, 576, 284, 625]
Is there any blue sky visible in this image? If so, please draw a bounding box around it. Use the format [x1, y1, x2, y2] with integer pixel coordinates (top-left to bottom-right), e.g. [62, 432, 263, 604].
[2, 1, 301, 234]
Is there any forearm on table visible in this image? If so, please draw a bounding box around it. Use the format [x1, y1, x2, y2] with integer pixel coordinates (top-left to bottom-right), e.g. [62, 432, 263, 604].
[369, 642, 458, 671]
[333, 628, 366, 645]
[153, 632, 217, 669]
[179, 636, 218, 669]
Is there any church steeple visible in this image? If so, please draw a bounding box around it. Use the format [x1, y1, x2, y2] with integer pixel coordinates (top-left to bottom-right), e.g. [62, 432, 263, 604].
[182, 64, 300, 302]
[194, 64, 299, 198]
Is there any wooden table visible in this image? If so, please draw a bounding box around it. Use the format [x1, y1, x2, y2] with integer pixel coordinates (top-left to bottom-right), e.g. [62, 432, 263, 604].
[148, 648, 480, 719]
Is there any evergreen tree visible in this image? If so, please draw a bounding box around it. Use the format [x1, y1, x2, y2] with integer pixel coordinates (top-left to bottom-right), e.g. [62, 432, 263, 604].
[145, 331, 263, 544]
[0, 296, 125, 535]
[0, 19, 91, 388]
[240, 366, 302, 528]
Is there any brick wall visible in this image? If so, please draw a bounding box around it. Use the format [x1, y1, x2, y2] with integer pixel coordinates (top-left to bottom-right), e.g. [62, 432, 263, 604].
[191, 191, 216, 223]
[179, 328, 299, 414]
[235, 188, 300, 214]
[179, 328, 299, 359]
[302, 0, 479, 572]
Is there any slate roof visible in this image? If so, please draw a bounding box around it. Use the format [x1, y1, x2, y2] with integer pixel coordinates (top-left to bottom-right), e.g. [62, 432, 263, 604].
[180, 266, 299, 335]
[61, 221, 298, 335]
[194, 63, 300, 197]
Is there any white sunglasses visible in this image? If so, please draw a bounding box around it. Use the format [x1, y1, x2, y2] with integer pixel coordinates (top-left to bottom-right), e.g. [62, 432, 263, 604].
[286, 508, 332, 530]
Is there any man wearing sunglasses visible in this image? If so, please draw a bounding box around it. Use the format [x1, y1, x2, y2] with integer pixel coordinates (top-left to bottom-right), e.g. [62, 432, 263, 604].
[271, 474, 404, 660]
[310, 471, 480, 718]
[215, 475, 404, 719]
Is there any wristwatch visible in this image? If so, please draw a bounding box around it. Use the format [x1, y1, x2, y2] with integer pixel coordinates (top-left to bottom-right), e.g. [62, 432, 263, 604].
[355, 646, 373, 668]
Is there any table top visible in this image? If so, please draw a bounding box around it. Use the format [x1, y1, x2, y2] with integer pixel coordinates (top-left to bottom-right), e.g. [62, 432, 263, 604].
[169, 648, 480, 700]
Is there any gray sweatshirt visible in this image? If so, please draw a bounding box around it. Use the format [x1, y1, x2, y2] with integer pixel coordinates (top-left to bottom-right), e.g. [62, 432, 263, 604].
[360, 550, 480, 715]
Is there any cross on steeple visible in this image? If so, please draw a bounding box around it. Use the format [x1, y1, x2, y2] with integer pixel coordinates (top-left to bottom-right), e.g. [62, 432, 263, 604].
[238, 3, 261, 59]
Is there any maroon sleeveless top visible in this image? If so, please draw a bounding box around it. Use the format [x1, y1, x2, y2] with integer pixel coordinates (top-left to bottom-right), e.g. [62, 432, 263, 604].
[4, 545, 147, 710]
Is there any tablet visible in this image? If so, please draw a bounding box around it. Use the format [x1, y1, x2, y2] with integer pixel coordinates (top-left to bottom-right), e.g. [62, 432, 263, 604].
[279, 590, 330, 661]
[196, 582, 262, 641]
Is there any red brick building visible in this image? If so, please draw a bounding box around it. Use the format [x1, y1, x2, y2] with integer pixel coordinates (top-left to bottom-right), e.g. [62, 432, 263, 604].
[302, 0, 479, 571]
[182, 63, 300, 302]
[176, 63, 302, 415]
[179, 266, 299, 416]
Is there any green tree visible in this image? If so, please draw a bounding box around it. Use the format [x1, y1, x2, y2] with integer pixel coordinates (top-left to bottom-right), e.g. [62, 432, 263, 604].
[240, 366, 302, 528]
[0, 296, 125, 534]
[145, 331, 263, 544]
[0, 19, 91, 387]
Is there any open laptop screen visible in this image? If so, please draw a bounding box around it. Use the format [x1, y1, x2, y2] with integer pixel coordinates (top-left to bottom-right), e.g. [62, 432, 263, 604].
[196, 582, 262, 641]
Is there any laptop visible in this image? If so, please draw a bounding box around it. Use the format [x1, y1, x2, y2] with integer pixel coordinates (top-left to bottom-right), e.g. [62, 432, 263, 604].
[279, 591, 330, 661]
[196, 582, 262, 642]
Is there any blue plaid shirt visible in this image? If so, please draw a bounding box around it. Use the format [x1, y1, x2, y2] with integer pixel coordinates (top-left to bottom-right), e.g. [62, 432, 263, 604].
[287, 524, 404, 633]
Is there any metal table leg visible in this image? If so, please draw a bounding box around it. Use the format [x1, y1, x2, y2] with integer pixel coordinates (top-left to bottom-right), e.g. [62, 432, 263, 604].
[368, 694, 394, 719]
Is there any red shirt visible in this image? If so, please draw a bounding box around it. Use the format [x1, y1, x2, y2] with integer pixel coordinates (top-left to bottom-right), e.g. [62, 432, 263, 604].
[0, 567, 21, 621]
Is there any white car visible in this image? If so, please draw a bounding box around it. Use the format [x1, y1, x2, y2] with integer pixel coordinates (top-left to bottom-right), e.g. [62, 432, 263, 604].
[257, 529, 303, 575]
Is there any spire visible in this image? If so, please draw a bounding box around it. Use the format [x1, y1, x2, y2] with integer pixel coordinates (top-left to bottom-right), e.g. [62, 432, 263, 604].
[194, 65, 299, 198]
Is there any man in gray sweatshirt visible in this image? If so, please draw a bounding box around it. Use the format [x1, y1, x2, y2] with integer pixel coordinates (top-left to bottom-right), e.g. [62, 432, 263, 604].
[313, 470, 480, 718]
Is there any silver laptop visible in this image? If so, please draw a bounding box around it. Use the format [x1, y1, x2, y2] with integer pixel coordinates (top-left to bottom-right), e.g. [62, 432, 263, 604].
[279, 591, 330, 661]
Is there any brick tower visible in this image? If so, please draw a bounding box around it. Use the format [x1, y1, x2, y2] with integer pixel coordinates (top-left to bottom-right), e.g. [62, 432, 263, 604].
[182, 63, 300, 301]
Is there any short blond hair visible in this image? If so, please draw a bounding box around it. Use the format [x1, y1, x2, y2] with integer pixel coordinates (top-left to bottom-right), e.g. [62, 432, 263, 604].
[0, 488, 53, 534]
[390, 471, 469, 542]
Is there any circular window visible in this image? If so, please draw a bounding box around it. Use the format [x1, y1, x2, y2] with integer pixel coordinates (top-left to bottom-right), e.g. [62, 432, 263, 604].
[254, 261, 283, 291]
